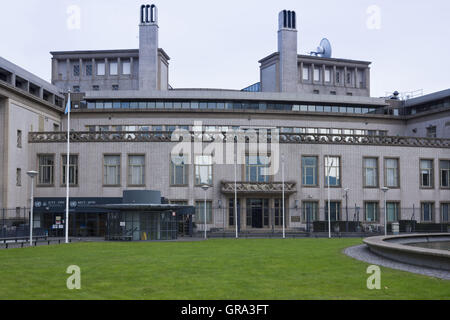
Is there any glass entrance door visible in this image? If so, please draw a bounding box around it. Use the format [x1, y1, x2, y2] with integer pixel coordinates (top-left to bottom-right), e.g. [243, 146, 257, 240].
[246, 199, 269, 229]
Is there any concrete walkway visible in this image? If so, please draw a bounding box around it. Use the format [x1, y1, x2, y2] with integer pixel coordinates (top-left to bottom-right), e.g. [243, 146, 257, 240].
[344, 244, 450, 280]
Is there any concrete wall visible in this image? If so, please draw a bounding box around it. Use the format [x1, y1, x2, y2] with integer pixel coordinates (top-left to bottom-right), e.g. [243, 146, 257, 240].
[404, 110, 450, 138]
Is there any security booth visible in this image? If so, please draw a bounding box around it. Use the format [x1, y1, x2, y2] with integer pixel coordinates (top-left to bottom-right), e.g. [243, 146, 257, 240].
[97, 190, 195, 241]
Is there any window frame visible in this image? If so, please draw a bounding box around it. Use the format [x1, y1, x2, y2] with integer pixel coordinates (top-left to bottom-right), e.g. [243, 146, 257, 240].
[419, 158, 434, 189]
[194, 154, 213, 186]
[439, 159, 450, 189]
[301, 155, 319, 187]
[384, 157, 400, 189]
[302, 201, 319, 222]
[386, 201, 401, 223]
[244, 154, 271, 183]
[127, 154, 146, 187]
[61, 154, 79, 187]
[363, 157, 379, 188]
[170, 154, 189, 187]
[195, 200, 213, 224]
[37, 154, 55, 187]
[421, 202, 435, 223]
[324, 155, 341, 188]
[103, 154, 121, 187]
[364, 201, 379, 223]
[441, 202, 450, 223]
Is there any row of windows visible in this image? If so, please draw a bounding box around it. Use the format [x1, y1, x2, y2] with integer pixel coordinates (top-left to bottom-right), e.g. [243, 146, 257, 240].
[73, 84, 119, 93]
[301, 66, 366, 89]
[77, 100, 381, 115]
[71, 60, 131, 78]
[84, 124, 388, 137]
[34, 154, 450, 190]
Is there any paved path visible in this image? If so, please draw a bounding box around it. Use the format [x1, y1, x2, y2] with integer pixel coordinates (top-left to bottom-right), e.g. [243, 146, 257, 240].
[344, 244, 450, 280]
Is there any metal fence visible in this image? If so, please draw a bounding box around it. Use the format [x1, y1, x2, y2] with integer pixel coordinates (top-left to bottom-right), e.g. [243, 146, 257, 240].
[0, 207, 45, 238]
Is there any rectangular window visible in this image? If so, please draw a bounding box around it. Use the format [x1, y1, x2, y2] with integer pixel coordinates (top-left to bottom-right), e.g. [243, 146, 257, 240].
[170, 155, 188, 186]
[363, 157, 378, 187]
[302, 156, 318, 186]
[303, 201, 318, 222]
[92, 85, 100, 91]
[324, 69, 331, 82]
[194, 155, 213, 186]
[325, 156, 341, 187]
[274, 199, 286, 227]
[62, 155, 79, 186]
[365, 202, 378, 222]
[109, 61, 118, 75]
[195, 201, 212, 224]
[103, 155, 121, 186]
[17, 130, 22, 148]
[246, 155, 270, 182]
[16, 168, 21, 186]
[346, 72, 352, 84]
[385, 158, 399, 188]
[112, 84, 119, 91]
[386, 202, 399, 222]
[97, 62, 105, 76]
[128, 155, 145, 186]
[325, 202, 341, 221]
[426, 126, 437, 138]
[73, 64, 80, 77]
[228, 199, 240, 226]
[73, 86, 80, 93]
[442, 203, 449, 222]
[85, 64, 92, 76]
[421, 202, 434, 222]
[302, 67, 309, 81]
[440, 160, 450, 188]
[314, 68, 321, 82]
[420, 159, 433, 188]
[38, 154, 54, 185]
[122, 60, 131, 75]
[336, 71, 340, 84]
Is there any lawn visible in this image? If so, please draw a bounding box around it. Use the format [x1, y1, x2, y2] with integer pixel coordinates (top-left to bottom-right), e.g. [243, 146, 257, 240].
[0, 238, 448, 300]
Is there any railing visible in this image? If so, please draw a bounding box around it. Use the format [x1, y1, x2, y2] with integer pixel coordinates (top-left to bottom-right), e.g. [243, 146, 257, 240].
[29, 131, 450, 148]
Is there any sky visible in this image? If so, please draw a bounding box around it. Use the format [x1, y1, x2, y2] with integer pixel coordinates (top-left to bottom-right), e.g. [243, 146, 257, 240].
[0, 0, 449, 97]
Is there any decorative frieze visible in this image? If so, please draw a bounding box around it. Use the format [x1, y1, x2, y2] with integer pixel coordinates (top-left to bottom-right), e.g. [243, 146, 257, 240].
[221, 181, 297, 194]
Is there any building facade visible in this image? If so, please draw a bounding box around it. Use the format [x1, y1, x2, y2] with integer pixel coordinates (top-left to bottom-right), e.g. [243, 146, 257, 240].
[1, 5, 449, 238]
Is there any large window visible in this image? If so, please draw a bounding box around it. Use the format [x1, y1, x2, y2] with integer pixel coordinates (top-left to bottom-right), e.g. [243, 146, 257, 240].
[195, 201, 212, 224]
[365, 202, 378, 222]
[73, 64, 80, 77]
[363, 157, 378, 187]
[385, 158, 399, 188]
[302, 67, 309, 81]
[386, 202, 399, 222]
[38, 154, 54, 185]
[325, 202, 341, 221]
[421, 202, 434, 222]
[170, 155, 188, 186]
[62, 155, 79, 186]
[245, 155, 270, 182]
[109, 61, 118, 75]
[228, 199, 240, 226]
[302, 156, 318, 186]
[420, 159, 434, 188]
[97, 62, 105, 76]
[194, 155, 213, 186]
[442, 203, 449, 222]
[128, 155, 145, 186]
[85, 64, 92, 76]
[440, 160, 450, 188]
[274, 199, 286, 227]
[303, 201, 318, 222]
[103, 155, 121, 186]
[122, 60, 131, 75]
[324, 156, 341, 187]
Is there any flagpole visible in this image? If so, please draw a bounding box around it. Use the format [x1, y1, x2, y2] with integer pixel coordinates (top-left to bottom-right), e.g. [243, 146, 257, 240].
[65, 91, 71, 244]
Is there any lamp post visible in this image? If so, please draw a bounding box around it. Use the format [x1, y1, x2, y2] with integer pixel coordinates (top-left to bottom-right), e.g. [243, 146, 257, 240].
[344, 188, 350, 232]
[201, 184, 210, 240]
[234, 154, 238, 239]
[381, 187, 389, 236]
[27, 171, 38, 247]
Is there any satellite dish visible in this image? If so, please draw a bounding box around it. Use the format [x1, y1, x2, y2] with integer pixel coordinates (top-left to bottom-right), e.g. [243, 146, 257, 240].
[310, 38, 332, 58]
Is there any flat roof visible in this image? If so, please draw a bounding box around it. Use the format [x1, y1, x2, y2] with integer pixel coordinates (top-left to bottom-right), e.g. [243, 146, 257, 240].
[404, 88, 450, 107]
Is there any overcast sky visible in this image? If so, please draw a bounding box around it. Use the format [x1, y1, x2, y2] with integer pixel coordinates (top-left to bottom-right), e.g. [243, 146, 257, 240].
[1, 0, 449, 97]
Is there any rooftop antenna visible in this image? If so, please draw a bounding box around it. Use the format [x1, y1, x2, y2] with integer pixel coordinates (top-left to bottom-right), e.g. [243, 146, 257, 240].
[310, 38, 332, 58]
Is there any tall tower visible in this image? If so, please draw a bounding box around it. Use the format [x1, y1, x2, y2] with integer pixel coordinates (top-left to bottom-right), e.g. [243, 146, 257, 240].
[278, 10, 298, 92]
[139, 4, 159, 91]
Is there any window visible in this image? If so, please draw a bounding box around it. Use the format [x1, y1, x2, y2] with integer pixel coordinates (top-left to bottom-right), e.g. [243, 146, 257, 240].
[97, 62, 105, 76]
[122, 60, 131, 75]
[325, 202, 341, 221]
[62, 155, 79, 186]
[93, 85, 99, 91]
[346, 72, 352, 84]
[421, 202, 434, 222]
[303, 201, 318, 222]
[245, 155, 270, 182]
[324, 69, 331, 82]
[103, 155, 121, 186]
[420, 159, 433, 188]
[228, 199, 240, 226]
[38, 154, 54, 185]
[439, 160, 450, 188]
[302, 156, 318, 186]
[336, 71, 340, 84]
[112, 84, 119, 91]
[314, 68, 321, 82]
[302, 67, 309, 81]
[442, 203, 449, 222]
[16, 168, 21, 186]
[17, 130, 22, 148]
[73, 64, 80, 77]
[128, 155, 145, 186]
[426, 126, 436, 138]
[365, 202, 378, 222]
[73, 86, 80, 93]
[363, 158, 378, 187]
[386, 202, 399, 222]
[324, 156, 340, 187]
[385, 158, 399, 188]
[110, 61, 118, 75]
[194, 155, 213, 186]
[170, 155, 188, 186]
[86, 64, 92, 76]
[195, 201, 212, 224]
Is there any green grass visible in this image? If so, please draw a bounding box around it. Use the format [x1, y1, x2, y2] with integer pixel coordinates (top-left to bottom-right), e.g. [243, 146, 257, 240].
[0, 238, 448, 300]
